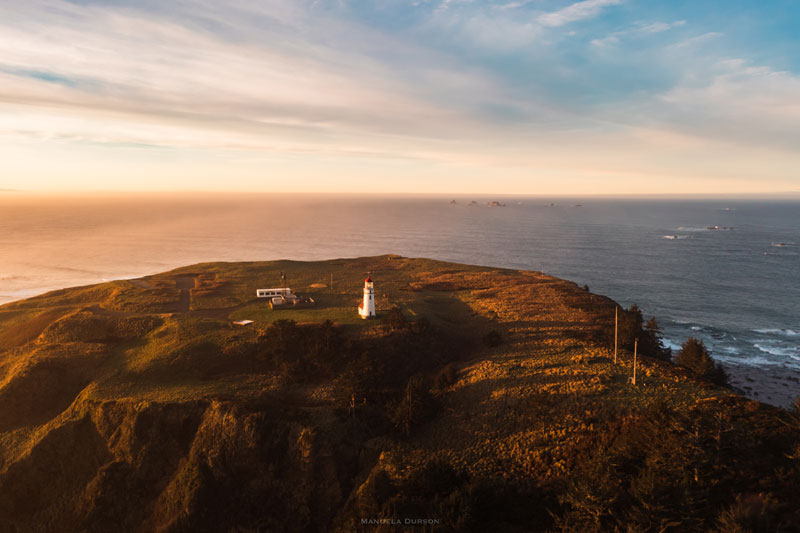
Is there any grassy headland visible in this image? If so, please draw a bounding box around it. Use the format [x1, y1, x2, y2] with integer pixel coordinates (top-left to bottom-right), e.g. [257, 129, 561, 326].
[0, 255, 797, 531]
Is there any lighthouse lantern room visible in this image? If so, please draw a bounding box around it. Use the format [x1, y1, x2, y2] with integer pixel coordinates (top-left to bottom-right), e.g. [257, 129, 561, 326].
[358, 276, 376, 319]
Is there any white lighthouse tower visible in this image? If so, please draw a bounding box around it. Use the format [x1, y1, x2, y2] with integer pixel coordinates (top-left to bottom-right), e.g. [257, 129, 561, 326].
[358, 276, 376, 319]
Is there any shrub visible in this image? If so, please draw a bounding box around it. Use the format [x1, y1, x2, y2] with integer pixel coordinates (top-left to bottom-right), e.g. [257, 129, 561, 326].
[256, 319, 355, 383]
[434, 363, 458, 390]
[482, 330, 502, 348]
[618, 304, 645, 351]
[675, 337, 728, 386]
[384, 306, 409, 332]
[389, 377, 438, 436]
[410, 316, 431, 334]
[716, 493, 780, 532]
[371, 463, 554, 532]
[641, 316, 671, 361]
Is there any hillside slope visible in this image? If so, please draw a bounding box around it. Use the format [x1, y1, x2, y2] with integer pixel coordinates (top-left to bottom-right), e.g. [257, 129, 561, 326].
[0, 255, 797, 532]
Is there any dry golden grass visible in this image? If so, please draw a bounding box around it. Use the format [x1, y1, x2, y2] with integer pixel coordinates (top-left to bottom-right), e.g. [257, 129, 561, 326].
[354, 265, 738, 493]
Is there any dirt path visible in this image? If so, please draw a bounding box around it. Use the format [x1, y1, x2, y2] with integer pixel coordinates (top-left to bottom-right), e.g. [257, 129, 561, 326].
[164, 277, 194, 313]
[90, 275, 252, 321]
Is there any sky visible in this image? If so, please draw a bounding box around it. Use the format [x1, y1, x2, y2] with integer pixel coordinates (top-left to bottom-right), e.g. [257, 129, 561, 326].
[0, 0, 799, 195]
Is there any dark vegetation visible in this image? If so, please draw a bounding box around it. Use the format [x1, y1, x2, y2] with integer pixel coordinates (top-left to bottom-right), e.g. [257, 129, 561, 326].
[482, 329, 503, 348]
[676, 337, 729, 386]
[346, 397, 800, 531]
[615, 304, 671, 361]
[555, 397, 800, 531]
[256, 319, 355, 382]
[351, 460, 551, 532]
[234, 310, 471, 438]
[604, 305, 730, 388]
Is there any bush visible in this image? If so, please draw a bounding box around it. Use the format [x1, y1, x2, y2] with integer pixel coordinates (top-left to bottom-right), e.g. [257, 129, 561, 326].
[256, 319, 355, 383]
[482, 330, 502, 348]
[716, 493, 780, 532]
[641, 316, 671, 361]
[434, 363, 458, 390]
[362, 462, 553, 532]
[410, 316, 431, 334]
[389, 377, 438, 436]
[675, 337, 728, 386]
[384, 306, 409, 332]
[618, 304, 644, 351]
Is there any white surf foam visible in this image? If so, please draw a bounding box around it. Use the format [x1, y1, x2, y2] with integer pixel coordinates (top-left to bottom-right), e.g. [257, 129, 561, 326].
[753, 328, 798, 337]
[753, 342, 799, 358]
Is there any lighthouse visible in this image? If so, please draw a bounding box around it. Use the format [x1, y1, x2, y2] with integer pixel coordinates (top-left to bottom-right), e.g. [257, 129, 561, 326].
[358, 276, 376, 319]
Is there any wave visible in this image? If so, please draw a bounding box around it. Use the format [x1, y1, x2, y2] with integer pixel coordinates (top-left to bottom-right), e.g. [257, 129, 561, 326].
[714, 353, 800, 368]
[753, 328, 798, 337]
[718, 345, 740, 354]
[663, 234, 690, 240]
[661, 338, 682, 352]
[675, 227, 707, 232]
[753, 342, 799, 358]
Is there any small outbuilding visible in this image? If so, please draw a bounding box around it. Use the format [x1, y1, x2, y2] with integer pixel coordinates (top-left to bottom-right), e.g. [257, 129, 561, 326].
[257, 287, 315, 309]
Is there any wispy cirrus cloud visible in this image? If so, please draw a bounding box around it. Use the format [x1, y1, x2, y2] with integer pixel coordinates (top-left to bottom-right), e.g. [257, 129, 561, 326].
[590, 19, 686, 47]
[0, 1, 511, 152]
[1, 0, 799, 193]
[538, 0, 622, 27]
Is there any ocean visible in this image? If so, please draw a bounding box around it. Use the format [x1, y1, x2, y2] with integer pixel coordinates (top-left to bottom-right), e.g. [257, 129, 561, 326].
[1, 192, 798, 398]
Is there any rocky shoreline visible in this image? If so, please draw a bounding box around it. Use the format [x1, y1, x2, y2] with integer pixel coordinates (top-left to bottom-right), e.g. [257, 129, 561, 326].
[727, 363, 800, 410]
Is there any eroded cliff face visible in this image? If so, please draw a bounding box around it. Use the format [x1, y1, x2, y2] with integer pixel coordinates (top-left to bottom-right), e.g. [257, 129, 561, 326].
[0, 399, 356, 532]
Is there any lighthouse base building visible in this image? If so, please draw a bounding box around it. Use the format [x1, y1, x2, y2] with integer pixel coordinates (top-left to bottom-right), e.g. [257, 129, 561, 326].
[358, 276, 376, 319]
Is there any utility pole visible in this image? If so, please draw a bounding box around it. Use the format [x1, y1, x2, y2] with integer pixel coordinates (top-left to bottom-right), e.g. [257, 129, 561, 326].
[330, 273, 334, 292]
[614, 306, 618, 364]
[632, 338, 638, 385]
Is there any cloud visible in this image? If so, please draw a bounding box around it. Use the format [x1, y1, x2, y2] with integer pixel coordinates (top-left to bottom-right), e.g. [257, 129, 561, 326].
[667, 31, 723, 49]
[656, 59, 800, 149]
[590, 19, 686, 47]
[538, 0, 622, 27]
[422, 0, 625, 51]
[0, 0, 799, 193]
[0, 0, 525, 159]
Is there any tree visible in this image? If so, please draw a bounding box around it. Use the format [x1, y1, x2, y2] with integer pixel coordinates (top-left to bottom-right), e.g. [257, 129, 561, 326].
[618, 305, 645, 351]
[613, 306, 671, 361]
[390, 377, 436, 436]
[642, 316, 671, 361]
[434, 362, 458, 390]
[385, 306, 409, 332]
[675, 337, 728, 386]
